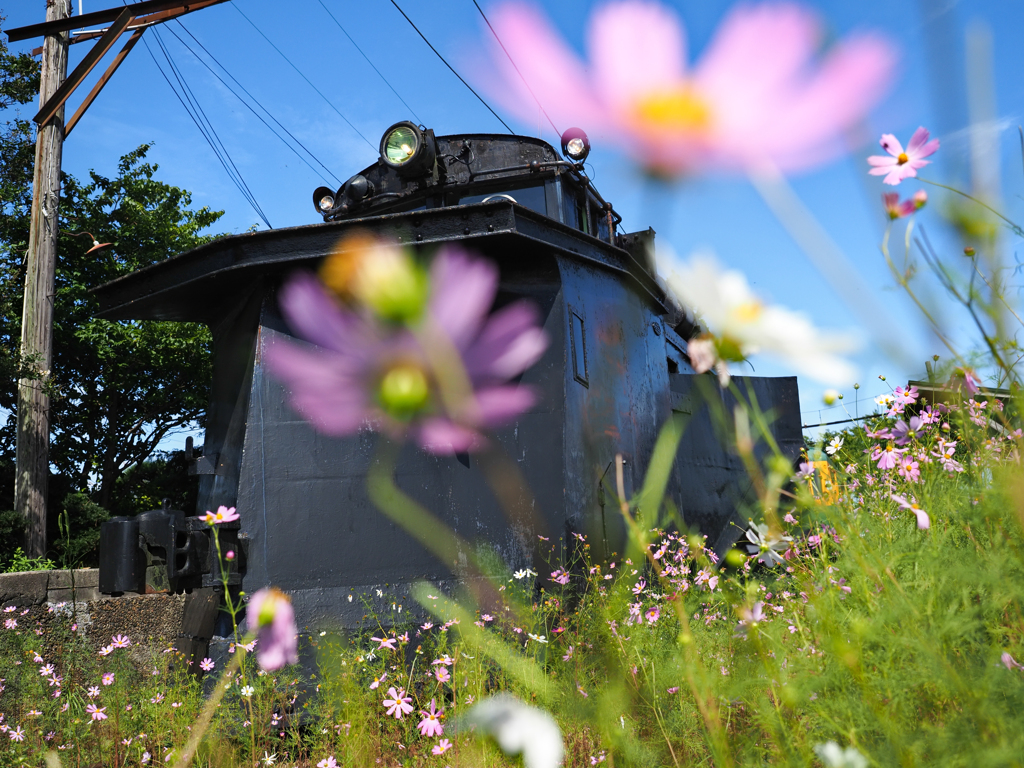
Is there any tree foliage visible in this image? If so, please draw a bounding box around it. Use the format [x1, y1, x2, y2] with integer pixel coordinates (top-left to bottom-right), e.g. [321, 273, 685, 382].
[0, 17, 223, 525]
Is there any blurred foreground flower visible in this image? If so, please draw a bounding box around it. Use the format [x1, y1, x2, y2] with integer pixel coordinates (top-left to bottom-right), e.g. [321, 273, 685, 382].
[891, 493, 929, 530]
[479, 1, 895, 176]
[814, 741, 868, 768]
[883, 189, 927, 219]
[462, 694, 563, 768]
[662, 254, 857, 385]
[246, 587, 299, 671]
[868, 127, 939, 185]
[265, 237, 548, 454]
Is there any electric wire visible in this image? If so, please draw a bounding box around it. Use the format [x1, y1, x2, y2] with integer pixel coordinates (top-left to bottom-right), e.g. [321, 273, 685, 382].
[387, 0, 514, 134]
[312, 0, 423, 125]
[169, 20, 343, 187]
[142, 29, 273, 228]
[232, 3, 377, 152]
[471, 0, 558, 136]
[151, 27, 271, 227]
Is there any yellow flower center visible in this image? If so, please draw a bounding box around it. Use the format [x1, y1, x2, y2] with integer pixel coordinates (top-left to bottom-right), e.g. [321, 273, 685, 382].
[897, 152, 909, 165]
[733, 301, 763, 323]
[633, 86, 713, 132]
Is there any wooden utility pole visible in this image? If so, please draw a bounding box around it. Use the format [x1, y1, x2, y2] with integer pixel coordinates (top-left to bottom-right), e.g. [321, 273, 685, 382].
[8, 0, 230, 557]
[16, 0, 71, 559]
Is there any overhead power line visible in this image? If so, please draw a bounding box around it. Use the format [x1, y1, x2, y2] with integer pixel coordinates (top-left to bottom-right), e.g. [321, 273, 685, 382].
[142, 29, 273, 229]
[471, 0, 558, 137]
[313, 0, 423, 126]
[232, 3, 377, 152]
[169, 20, 343, 187]
[387, 0, 514, 134]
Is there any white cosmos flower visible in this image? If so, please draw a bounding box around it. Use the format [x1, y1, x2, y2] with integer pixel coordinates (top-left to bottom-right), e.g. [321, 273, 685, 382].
[825, 436, 844, 455]
[463, 695, 563, 768]
[661, 253, 858, 386]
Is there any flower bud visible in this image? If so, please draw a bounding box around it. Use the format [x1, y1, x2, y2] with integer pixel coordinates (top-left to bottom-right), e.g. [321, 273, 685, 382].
[912, 189, 928, 209]
[823, 389, 839, 405]
[964, 246, 976, 257]
[225, 550, 235, 561]
[320, 234, 428, 323]
[724, 548, 746, 568]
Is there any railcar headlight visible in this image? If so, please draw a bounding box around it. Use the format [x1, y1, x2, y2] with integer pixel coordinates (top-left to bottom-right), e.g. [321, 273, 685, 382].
[379, 121, 436, 177]
[313, 186, 337, 214]
[561, 127, 590, 163]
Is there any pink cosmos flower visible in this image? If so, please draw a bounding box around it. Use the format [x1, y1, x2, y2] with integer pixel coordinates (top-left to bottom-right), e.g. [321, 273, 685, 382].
[478, 2, 896, 177]
[432, 739, 452, 756]
[892, 494, 929, 530]
[86, 704, 108, 721]
[371, 636, 397, 651]
[246, 587, 299, 671]
[949, 367, 981, 395]
[897, 456, 920, 483]
[1001, 652, 1024, 671]
[201, 505, 239, 525]
[370, 673, 387, 690]
[102, 673, 114, 686]
[435, 666, 451, 684]
[417, 699, 445, 737]
[645, 606, 661, 624]
[883, 189, 927, 219]
[317, 758, 338, 768]
[871, 443, 903, 470]
[550, 569, 570, 585]
[200, 658, 215, 672]
[735, 602, 765, 638]
[868, 127, 940, 185]
[265, 242, 548, 454]
[383, 686, 414, 719]
[110, 634, 131, 648]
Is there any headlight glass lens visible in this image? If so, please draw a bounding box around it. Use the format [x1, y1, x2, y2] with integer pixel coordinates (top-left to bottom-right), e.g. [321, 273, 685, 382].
[383, 127, 419, 165]
[318, 194, 335, 212]
[566, 137, 586, 158]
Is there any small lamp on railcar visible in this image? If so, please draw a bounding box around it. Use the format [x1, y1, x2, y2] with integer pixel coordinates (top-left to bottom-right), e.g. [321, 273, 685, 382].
[560, 127, 590, 164]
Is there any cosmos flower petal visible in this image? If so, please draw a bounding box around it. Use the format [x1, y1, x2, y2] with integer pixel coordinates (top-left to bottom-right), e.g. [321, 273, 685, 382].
[264, 338, 371, 435]
[759, 35, 899, 170]
[416, 418, 486, 454]
[867, 155, 896, 167]
[428, 247, 499, 348]
[905, 126, 933, 154]
[466, 302, 549, 381]
[588, 0, 688, 108]
[878, 133, 904, 157]
[478, 2, 608, 132]
[278, 272, 362, 354]
[473, 385, 537, 427]
[696, 3, 820, 108]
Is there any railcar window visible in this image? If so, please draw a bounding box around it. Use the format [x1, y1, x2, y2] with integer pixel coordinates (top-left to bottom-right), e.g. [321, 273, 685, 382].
[458, 184, 546, 214]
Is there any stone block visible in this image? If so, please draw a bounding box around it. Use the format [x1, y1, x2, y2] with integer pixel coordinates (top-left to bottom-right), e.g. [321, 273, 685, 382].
[48, 569, 99, 590]
[0, 570, 50, 607]
[46, 586, 101, 604]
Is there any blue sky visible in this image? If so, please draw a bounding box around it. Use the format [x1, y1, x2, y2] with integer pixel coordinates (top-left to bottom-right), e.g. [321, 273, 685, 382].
[4, 0, 1023, 444]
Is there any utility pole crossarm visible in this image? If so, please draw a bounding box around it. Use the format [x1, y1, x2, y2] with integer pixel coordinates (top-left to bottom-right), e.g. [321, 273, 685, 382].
[33, 7, 134, 127]
[5, 0, 230, 43]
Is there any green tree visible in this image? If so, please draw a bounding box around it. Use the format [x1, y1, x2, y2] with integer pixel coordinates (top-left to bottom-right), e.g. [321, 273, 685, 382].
[1, 16, 223, 535]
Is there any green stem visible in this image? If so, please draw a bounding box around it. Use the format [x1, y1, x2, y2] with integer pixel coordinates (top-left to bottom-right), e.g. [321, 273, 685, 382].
[918, 178, 1024, 236]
